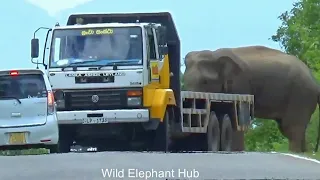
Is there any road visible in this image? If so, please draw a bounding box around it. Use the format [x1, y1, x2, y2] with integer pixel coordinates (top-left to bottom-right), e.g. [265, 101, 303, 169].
[0, 151, 320, 180]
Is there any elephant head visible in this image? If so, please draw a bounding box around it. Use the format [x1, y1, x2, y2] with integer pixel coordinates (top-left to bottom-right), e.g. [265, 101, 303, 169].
[183, 48, 248, 93]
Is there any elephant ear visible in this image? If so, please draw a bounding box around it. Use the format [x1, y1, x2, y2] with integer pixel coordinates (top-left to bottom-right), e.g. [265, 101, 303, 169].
[216, 55, 245, 81]
[184, 51, 200, 68]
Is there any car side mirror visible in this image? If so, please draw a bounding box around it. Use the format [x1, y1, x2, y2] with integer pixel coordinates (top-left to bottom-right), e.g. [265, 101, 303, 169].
[31, 38, 39, 58]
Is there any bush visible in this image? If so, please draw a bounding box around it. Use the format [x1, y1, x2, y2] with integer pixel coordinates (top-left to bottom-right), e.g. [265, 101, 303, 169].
[0, 149, 48, 156]
[245, 107, 320, 152]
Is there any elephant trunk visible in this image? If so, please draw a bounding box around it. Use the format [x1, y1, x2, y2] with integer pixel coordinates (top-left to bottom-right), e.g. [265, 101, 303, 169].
[315, 94, 320, 152]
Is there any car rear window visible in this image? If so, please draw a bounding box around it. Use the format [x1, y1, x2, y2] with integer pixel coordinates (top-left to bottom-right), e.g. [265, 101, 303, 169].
[0, 74, 47, 99]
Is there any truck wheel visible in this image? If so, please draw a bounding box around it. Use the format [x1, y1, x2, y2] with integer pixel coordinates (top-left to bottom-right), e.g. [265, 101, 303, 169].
[46, 138, 71, 153]
[47, 144, 59, 154]
[153, 109, 171, 152]
[220, 114, 233, 151]
[56, 128, 73, 153]
[207, 112, 220, 151]
[57, 138, 72, 153]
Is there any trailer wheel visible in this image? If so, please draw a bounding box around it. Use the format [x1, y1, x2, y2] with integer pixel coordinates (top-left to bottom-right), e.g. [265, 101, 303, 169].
[153, 109, 171, 152]
[207, 112, 220, 151]
[220, 114, 233, 151]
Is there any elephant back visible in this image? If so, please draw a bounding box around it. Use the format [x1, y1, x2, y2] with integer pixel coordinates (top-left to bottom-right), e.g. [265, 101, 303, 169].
[231, 45, 288, 63]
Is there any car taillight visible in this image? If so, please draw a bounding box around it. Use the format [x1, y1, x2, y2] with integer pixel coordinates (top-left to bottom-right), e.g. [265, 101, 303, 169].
[47, 90, 55, 115]
[9, 70, 19, 76]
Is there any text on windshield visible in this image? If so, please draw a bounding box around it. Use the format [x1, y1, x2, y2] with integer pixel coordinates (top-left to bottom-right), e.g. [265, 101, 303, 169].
[81, 28, 114, 36]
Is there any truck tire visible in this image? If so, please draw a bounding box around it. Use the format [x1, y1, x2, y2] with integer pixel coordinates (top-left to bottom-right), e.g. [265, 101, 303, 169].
[56, 127, 73, 153]
[153, 109, 171, 152]
[220, 114, 233, 151]
[46, 139, 71, 153]
[46, 144, 58, 153]
[57, 138, 72, 153]
[207, 112, 220, 151]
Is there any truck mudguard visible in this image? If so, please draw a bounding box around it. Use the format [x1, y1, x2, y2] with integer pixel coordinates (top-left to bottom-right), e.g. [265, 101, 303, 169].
[143, 88, 176, 121]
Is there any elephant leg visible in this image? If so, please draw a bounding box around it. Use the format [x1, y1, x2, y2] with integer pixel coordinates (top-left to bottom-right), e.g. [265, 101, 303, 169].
[280, 108, 311, 153]
[231, 130, 245, 151]
[280, 122, 307, 152]
[279, 84, 316, 153]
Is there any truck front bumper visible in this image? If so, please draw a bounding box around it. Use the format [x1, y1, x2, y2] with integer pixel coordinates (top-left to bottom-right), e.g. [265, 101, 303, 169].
[57, 109, 150, 124]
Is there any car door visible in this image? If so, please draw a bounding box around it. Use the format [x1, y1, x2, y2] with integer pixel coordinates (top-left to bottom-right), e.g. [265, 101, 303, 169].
[0, 73, 48, 128]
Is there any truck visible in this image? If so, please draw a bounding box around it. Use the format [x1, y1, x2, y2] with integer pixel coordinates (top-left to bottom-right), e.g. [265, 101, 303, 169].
[30, 12, 254, 153]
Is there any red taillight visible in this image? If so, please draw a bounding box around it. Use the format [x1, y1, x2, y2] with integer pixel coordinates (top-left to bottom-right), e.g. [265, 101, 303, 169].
[47, 91, 55, 114]
[9, 71, 19, 76]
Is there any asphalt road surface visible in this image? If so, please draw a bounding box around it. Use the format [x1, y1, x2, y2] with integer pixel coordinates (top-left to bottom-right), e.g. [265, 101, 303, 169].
[1, 151, 320, 180]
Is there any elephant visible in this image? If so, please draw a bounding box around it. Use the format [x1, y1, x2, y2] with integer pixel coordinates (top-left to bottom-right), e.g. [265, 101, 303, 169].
[183, 45, 320, 153]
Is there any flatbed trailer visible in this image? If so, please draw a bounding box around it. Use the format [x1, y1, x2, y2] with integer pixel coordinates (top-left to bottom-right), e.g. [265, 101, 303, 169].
[180, 91, 254, 133]
[160, 91, 254, 152]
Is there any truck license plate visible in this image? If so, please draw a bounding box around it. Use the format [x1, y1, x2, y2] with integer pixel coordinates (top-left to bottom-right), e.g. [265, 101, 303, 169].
[82, 117, 108, 124]
[9, 132, 26, 144]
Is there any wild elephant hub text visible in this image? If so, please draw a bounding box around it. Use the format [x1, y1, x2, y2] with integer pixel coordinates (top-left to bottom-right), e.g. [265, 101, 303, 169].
[101, 168, 200, 179]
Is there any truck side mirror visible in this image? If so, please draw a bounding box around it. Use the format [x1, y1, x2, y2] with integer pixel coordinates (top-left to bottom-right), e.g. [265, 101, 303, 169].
[157, 26, 167, 46]
[158, 46, 168, 56]
[31, 38, 39, 58]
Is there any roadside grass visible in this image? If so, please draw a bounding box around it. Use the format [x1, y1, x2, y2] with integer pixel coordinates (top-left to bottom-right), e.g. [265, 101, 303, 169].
[0, 149, 48, 156]
[302, 152, 320, 160]
[272, 142, 320, 160]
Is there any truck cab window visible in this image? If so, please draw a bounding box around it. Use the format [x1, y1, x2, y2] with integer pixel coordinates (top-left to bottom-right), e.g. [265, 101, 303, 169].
[148, 29, 156, 59]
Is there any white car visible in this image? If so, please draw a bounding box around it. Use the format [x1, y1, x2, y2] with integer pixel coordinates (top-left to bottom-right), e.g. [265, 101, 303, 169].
[0, 69, 59, 153]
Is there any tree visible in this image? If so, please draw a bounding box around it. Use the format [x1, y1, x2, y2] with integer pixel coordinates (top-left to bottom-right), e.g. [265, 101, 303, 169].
[271, 0, 320, 76]
[271, 0, 320, 151]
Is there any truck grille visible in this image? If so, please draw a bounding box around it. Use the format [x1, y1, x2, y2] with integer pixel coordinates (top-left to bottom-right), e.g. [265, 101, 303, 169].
[64, 89, 127, 111]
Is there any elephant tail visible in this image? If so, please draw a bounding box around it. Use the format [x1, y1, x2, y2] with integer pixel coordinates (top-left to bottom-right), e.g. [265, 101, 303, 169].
[315, 94, 320, 152]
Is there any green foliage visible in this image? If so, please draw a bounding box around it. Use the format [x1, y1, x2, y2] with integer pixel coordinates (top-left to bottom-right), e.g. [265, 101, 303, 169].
[244, 114, 320, 152]
[180, 70, 186, 90]
[245, 119, 286, 152]
[271, 0, 320, 77]
[0, 149, 48, 156]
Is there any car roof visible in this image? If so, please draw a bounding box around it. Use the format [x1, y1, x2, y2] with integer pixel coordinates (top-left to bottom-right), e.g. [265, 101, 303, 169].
[0, 69, 44, 76]
[0, 68, 52, 90]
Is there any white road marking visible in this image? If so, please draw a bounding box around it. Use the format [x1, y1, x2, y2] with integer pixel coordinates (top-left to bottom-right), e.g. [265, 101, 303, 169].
[271, 151, 320, 164]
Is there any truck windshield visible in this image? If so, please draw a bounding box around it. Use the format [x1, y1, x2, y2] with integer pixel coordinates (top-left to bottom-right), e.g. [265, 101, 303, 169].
[49, 26, 143, 68]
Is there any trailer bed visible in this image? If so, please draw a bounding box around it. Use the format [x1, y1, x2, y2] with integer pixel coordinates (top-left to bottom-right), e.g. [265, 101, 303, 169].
[180, 91, 254, 133]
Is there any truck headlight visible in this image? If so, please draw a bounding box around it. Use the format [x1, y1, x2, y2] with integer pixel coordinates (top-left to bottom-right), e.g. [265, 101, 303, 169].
[127, 97, 141, 106]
